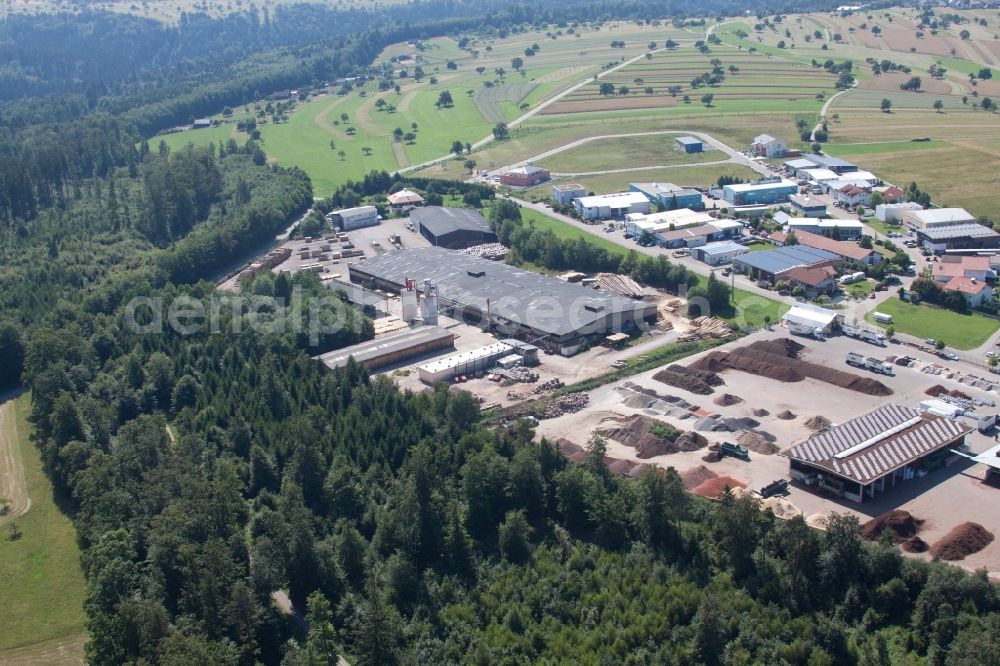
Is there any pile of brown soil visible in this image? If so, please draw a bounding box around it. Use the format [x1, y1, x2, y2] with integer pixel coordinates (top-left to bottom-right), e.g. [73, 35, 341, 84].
[680, 465, 718, 490]
[804, 415, 832, 431]
[736, 430, 780, 455]
[861, 510, 924, 543]
[903, 536, 929, 553]
[702, 451, 722, 463]
[692, 475, 746, 499]
[777, 410, 796, 420]
[752, 408, 770, 417]
[925, 385, 971, 399]
[691, 339, 893, 396]
[556, 438, 587, 463]
[653, 364, 724, 395]
[607, 458, 643, 476]
[713, 393, 743, 406]
[930, 522, 995, 561]
[598, 415, 707, 459]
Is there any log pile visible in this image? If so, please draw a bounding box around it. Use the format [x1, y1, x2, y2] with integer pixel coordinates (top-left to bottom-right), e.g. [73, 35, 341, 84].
[679, 316, 732, 341]
[593, 273, 648, 299]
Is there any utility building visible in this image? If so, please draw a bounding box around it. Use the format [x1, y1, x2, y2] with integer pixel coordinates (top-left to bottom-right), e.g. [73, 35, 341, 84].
[784, 404, 971, 503]
[410, 206, 497, 249]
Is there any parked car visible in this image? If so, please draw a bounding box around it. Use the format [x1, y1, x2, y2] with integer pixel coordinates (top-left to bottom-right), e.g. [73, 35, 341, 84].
[924, 338, 937, 345]
[940, 352, 959, 361]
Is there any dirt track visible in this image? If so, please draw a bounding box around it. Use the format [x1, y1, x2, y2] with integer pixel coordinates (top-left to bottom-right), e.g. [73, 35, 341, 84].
[0, 633, 87, 665]
[0, 399, 30, 527]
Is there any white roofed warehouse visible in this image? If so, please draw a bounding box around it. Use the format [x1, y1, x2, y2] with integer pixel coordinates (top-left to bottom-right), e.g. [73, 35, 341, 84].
[784, 404, 972, 503]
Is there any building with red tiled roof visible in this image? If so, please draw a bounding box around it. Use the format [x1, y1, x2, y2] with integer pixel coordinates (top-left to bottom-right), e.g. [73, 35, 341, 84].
[837, 183, 870, 208]
[931, 255, 994, 283]
[942, 276, 994, 308]
[783, 265, 838, 295]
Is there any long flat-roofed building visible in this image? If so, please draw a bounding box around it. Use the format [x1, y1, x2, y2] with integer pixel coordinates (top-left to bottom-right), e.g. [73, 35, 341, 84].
[315, 326, 455, 371]
[349, 248, 657, 355]
[784, 404, 971, 503]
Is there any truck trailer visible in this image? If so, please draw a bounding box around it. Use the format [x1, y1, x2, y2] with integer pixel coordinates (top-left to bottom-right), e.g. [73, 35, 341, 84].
[788, 322, 825, 340]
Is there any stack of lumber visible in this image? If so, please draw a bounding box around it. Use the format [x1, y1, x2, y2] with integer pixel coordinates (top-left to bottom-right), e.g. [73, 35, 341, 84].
[594, 273, 648, 299]
[679, 316, 731, 341]
[660, 298, 684, 314]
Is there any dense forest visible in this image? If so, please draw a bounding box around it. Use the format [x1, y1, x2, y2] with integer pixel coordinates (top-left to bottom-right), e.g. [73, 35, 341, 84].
[4, 0, 1000, 663]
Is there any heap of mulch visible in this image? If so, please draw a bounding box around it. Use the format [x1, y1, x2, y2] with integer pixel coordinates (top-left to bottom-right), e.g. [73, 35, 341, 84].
[692, 339, 893, 397]
[598, 415, 707, 459]
[607, 458, 643, 476]
[752, 408, 770, 417]
[713, 393, 743, 407]
[736, 430, 780, 455]
[680, 465, 718, 490]
[804, 415, 832, 431]
[861, 510, 924, 543]
[903, 536, 929, 553]
[692, 475, 747, 499]
[702, 451, 722, 463]
[556, 438, 587, 463]
[777, 410, 796, 420]
[925, 385, 971, 399]
[930, 522, 995, 561]
[653, 364, 724, 395]
[622, 382, 679, 402]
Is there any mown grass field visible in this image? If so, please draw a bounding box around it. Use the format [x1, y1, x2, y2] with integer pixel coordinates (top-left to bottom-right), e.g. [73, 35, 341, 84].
[823, 139, 950, 156]
[866, 298, 1000, 350]
[0, 395, 87, 658]
[536, 135, 721, 173]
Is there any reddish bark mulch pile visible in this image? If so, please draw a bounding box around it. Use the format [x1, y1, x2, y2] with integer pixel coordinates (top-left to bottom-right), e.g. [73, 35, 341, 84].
[653, 364, 724, 395]
[691, 339, 893, 396]
[692, 475, 746, 499]
[861, 510, 924, 543]
[930, 522, 995, 561]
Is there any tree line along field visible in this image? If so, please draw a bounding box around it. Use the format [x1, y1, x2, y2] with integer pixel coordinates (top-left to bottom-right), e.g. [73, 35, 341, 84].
[0, 396, 87, 662]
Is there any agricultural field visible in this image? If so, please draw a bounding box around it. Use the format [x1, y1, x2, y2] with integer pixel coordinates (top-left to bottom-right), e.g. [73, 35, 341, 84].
[473, 82, 537, 124]
[535, 135, 722, 173]
[542, 43, 836, 116]
[866, 298, 1000, 350]
[0, 396, 87, 661]
[823, 110, 1000, 217]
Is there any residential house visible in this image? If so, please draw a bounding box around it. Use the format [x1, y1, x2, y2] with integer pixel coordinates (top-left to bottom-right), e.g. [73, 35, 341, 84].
[931, 255, 996, 284]
[751, 134, 787, 158]
[386, 188, 424, 213]
[942, 277, 994, 308]
[837, 184, 870, 209]
[784, 265, 839, 297]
